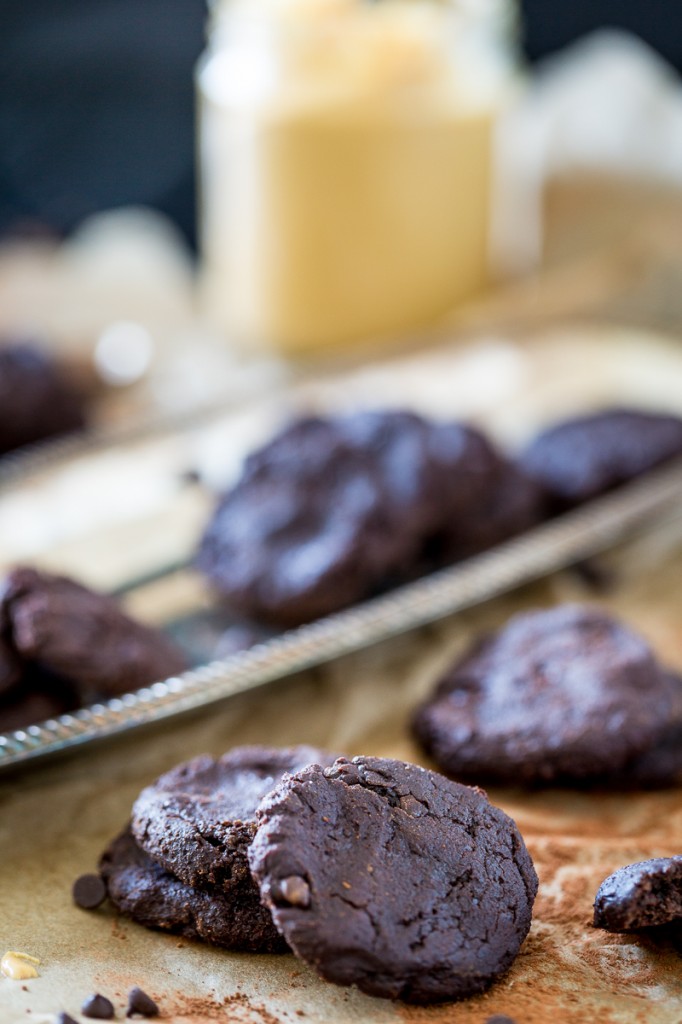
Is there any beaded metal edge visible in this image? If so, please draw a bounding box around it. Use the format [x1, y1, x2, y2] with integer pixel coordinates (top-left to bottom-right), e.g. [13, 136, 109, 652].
[2, 458, 682, 771]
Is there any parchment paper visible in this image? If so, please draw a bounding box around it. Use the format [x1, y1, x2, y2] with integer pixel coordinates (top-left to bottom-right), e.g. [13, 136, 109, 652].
[1, 326, 682, 1024]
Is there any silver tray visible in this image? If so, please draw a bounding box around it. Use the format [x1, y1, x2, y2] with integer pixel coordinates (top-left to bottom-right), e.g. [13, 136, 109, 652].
[2, 456, 682, 772]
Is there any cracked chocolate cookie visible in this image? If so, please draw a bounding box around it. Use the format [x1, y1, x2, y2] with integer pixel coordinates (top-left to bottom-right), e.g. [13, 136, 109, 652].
[412, 604, 673, 785]
[248, 755, 538, 1004]
[0, 567, 187, 704]
[131, 745, 337, 892]
[593, 856, 682, 932]
[0, 342, 87, 455]
[99, 827, 286, 953]
[520, 408, 682, 510]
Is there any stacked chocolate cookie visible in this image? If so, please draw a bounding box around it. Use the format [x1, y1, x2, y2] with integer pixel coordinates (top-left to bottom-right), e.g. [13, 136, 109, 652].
[0, 567, 187, 731]
[96, 747, 538, 1004]
[197, 411, 543, 627]
[413, 604, 682, 788]
[103, 747, 336, 953]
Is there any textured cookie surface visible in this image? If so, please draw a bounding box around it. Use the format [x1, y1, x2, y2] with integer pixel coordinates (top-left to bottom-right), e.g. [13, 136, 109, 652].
[593, 856, 682, 931]
[412, 604, 672, 784]
[521, 408, 682, 509]
[248, 756, 538, 1004]
[0, 342, 87, 454]
[100, 827, 286, 953]
[0, 567, 187, 703]
[132, 745, 336, 891]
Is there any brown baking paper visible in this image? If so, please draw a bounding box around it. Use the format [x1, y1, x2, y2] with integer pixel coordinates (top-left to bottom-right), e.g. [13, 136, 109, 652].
[1, 326, 682, 1023]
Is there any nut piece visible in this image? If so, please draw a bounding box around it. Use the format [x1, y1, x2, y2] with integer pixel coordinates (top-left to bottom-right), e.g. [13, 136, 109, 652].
[0, 951, 40, 980]
[276, 876, 311, 908]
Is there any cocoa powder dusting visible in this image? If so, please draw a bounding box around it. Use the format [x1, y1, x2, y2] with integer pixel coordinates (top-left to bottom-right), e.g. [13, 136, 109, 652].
[165, 992, 283, 1023]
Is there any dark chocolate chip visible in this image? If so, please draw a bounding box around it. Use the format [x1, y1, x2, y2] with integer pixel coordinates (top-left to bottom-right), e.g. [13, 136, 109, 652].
[72, 873, 107, 910]
[55, 1014, 79, 1024]
[81, 993, 115, 1019]
[486, 1016, 518, 1024]
[127, 986, 159, 1017]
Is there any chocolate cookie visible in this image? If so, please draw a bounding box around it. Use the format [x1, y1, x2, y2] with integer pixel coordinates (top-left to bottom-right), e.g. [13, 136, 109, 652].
[593, 856, 682, 931]
[99, 827, 286, 953]
[520, 408, 682, 510]
[196, 416, 412, 626]
[132, 745, 337, 892]
[248, 755, 537, 1004]
[0, 342, 87, 455]
[0, 568, 187, 703]
[412, 605, 673, 784]
[196, 411, 542, 626]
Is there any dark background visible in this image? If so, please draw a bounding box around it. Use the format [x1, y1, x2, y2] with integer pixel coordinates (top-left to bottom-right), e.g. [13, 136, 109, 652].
[1, 0, 681, 248]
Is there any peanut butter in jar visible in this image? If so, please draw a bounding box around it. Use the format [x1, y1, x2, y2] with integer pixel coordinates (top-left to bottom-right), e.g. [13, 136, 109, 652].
[198, 0, 520, 355]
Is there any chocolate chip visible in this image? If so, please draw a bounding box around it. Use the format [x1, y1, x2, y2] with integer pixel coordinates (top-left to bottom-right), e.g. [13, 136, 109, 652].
[81, 993, 115, 1019]
[127, 986, 159, 1017]
[72, 873, 107, 910]
[276, 876, 311, 908]
[485, 1016, 518, 1024]
[55, 1014, 79, 1024]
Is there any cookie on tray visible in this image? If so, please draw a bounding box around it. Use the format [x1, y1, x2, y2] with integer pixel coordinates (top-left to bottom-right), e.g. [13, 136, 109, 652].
[100, 827, 286, 953]
[248, 755, 537, 1004]
[196, 411, 543, 626]
[196, 415, 414, 626]
[131, 745, 337, 892]
[520, 408, 682, 510]
[0, 567, 187, 704]
[412, 604, 673, 785]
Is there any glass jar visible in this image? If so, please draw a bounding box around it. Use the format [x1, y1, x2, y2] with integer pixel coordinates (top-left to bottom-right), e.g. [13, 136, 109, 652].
[197, 0, 520, 356]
